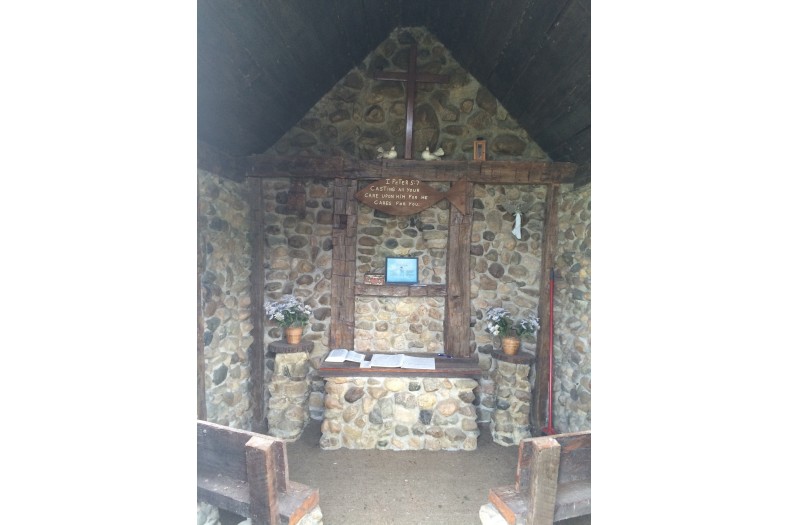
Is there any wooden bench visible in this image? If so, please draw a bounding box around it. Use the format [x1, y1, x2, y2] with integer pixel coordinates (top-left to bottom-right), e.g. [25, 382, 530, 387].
[197, 420, 319, 525]
[488, 431, 590, 525]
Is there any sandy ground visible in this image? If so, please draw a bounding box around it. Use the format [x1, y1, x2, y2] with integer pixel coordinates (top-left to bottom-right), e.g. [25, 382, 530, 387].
[220, 419, 590, 525]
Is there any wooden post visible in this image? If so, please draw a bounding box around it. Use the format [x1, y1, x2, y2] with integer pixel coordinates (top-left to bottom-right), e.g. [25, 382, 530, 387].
[198, 421, 319, 525]
[330, 178, 357, 349]
[373, 45, 449, 159]
[445, 179, 473, 357]
[533, 184, 560, 434]
[197, 189, 207, 421]
[519, 438, 561, 525]
[249, 177, 267, 433]
[488, 431, 591, 524]
[245, 435, 287, 525]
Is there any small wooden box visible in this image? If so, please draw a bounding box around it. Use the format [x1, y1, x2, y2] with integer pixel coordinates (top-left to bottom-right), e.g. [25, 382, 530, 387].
[364, 273, 385, 285]
[473, 139, 486, 161]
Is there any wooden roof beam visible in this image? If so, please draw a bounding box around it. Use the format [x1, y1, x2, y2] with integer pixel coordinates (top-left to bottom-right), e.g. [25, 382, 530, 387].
[245, 155, 578, 185]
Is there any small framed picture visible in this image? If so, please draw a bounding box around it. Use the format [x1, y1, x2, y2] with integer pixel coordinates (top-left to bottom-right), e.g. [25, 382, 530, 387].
[385, 257, 419, 284]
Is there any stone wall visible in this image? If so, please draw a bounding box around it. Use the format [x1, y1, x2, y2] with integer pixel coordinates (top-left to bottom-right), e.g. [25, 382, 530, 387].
[199, 25, 591, 435]
[320, 376, 479, 451]
[470, 184, 547, 354]
[198, 169, 254, 429]
[490, 359, 533, 446]
[553, 184, 592, 432]
[354, 196, 450, 352]
[260, 178, 334, 354]
[261, 26, 549, 162]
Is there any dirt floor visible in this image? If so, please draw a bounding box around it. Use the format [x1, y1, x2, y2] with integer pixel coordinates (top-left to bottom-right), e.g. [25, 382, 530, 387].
[220, 420, 590, 525]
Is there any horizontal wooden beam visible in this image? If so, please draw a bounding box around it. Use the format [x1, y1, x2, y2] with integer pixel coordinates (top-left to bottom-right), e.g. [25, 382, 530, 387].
[246, 155, 578, 185]
[355, 284, 447, 297]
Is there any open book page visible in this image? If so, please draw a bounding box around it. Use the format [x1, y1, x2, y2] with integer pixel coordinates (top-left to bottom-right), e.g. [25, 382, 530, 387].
[401, 355, 436, 370]
[326, 349, 367, 363]
[344, 350, 366, 363]
[325, 349, 349, 362]
[359, 360, 372, 368]
[369, 353, 406, 367]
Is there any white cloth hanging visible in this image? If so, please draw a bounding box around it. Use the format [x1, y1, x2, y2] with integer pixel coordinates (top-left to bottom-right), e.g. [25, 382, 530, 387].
[512, 211, 522, 239]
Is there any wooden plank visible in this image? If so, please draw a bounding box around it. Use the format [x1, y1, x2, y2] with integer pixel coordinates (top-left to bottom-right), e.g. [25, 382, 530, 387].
[197, 421, 319, 525]
[532, 184, 560, 435]
[355, 284, 447, 297]
[522, 438, 561, 525]
[330, 178, 357, 349]
[488, 481, 591, 524]
[548, 126, 590, 164]
[198, 420, 259, 481]
[487, 0, 568, 103]
[280, 481, 320, 525]
[504, 0, 590, 118]
[466, 0, 535, 84]
[198, 0, 299, 134]
[257, 0, 336, 100]
[488, 485, 524, 525]
[197, 188, 207, 421]
[246, 435, 281, 525]
[355, 176, 452, 216]
[494, 431, 591, 524]
[246, 156, 578, 185]
[520, 51, 591, 135]
[553, 431, 591, 484]
[197, 476, 251, 518]
[248, 177, 266, 432]
[554, 480, 591, 521]
[445, 180, 473, 357]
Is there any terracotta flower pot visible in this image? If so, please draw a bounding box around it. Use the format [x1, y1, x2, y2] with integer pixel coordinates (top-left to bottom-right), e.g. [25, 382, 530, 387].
[284, 326, 304, 345]
[501, 336, 520, 355]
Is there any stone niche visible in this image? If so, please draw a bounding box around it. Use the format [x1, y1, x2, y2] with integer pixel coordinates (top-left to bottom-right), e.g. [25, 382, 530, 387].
[320, 376, 479, 451]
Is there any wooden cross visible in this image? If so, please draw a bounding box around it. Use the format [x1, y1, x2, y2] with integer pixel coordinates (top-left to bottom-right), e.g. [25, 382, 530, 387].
[373, 44, 449, 159]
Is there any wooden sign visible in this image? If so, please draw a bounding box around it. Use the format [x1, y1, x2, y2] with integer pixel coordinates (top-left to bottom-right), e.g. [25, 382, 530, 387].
[355, 177, 468, 215]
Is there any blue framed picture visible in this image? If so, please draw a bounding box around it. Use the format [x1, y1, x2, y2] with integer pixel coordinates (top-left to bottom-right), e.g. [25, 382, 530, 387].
[385, 257, 419, 284]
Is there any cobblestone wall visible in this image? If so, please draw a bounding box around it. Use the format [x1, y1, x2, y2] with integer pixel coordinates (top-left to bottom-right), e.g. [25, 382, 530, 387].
[470, 184, 547, 354]
[261, 27, 550, 162]
[198, 169, 254, 429]
[320, 376, 479, 451]
[553, 184, 591, 432]
[199, 25, 591, 435]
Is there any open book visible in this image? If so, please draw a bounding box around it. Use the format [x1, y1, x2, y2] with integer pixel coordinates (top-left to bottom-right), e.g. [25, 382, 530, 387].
[325, 348, 367, 363]
[369, 353, 436, 370]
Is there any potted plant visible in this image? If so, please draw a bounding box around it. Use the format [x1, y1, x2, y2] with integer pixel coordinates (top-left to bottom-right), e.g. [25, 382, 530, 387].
[264, 295, 312, 344]
[484, 307, 539, 355]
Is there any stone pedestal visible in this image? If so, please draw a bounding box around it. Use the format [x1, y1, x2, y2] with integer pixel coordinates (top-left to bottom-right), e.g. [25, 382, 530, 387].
[266, 340, 314, 440]
[490, 350, 534, 446]
[320, 376, 480, 451]
[475, 348, 496, 425]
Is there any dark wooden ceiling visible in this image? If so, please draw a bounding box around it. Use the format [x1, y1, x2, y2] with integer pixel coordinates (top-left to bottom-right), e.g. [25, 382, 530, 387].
[198, 0, 591, 182]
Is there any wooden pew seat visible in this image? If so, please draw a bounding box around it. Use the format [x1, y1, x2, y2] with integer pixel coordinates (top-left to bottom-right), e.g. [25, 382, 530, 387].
[197, 420, 319, 525]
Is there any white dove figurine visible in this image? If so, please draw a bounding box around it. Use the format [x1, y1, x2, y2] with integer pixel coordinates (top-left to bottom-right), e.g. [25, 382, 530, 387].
[421, 146, 444, 161]
[376, 146, 397, 159]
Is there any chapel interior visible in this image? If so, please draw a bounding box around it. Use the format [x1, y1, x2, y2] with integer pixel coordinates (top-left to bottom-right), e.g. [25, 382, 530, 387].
[197, 2, 591, 524]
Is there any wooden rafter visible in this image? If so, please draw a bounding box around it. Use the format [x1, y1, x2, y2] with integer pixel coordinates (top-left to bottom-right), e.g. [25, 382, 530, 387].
[246, 156, 578, 184]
